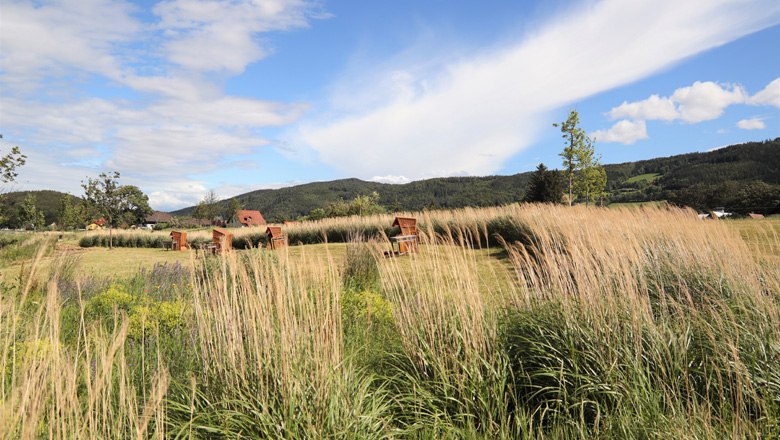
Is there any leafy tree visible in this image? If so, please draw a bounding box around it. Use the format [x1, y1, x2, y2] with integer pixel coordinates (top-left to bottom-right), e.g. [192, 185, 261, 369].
[0, 136, 27, 224]
[225, 198, 242, 223]
[17, 193, 45, 230]
[555, 110, 586, 205]
[525, 163, 564, 204]
[117, 185, 152, 226]
[574, 162, 607, 205]
[554, 110, 606, 205]
[348, 192, 385, 216]
[82, 172, 151, 249]
[0, 145, 26, 185]
[58, 195, 88, 230]
[307, 207, 327, 221]
[555, 110, 592, 205]
[303, 192, 386, 220]
[193, 190, 221, 223]
[82, 172, 121, 248]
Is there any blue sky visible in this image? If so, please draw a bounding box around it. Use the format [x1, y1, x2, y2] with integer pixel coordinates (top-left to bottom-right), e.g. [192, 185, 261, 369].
[1, 0, 779, 210]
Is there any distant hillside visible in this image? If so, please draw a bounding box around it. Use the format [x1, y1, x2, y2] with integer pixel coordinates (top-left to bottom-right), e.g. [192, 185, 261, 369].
[1, 190, 81, 226]
[605, 138, 780, 212]
[6, 139, 775, 228]
[173, 174, 533, 222]
[173, 138, 779, 220]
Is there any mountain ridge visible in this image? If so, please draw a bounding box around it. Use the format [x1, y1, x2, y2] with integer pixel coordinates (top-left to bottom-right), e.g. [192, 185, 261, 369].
[3, 138, 777, 226]
[172, 138, 780, 221]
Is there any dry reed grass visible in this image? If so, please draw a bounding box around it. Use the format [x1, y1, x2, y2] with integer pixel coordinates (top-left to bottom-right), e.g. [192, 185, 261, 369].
[2, 203, 778, 438]
[0, 245, 169, 439]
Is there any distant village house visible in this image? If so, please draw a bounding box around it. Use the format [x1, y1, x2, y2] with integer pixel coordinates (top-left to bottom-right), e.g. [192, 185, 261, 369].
[144, 211, 174, 229]
[233, 209, 266, 227]
[87, 217, 106, 230]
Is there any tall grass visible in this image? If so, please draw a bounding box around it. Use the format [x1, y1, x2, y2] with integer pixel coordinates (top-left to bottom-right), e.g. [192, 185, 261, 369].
[169, 247, 395, 438]
[0, 233, 55, 267]
[0, 246, 169, 438]
[499, 205, 780, 437]
[2, 204, 778, 438]
[76, 205, 535, 249]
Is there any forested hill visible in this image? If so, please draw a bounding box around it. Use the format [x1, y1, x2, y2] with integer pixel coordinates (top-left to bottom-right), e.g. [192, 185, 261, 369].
[174, 138, 780, 221]
[173, 174, 535, 222]
[4, 139, 775, 226]
[0, 190, 80, 226]
[605, 138, 780, 212]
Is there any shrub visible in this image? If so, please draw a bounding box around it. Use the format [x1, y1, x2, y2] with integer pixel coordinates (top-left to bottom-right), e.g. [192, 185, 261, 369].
[86, 284, 134, 320]
[343, 243, 381, 292]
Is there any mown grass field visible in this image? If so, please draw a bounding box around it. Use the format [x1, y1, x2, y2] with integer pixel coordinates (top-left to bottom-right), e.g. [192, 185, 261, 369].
[1, 205, 778, 438]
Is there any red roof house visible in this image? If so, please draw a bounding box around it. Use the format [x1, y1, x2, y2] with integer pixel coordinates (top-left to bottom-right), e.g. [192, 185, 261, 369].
[145, 211, 174, 224]
[236, 210, 266, 227]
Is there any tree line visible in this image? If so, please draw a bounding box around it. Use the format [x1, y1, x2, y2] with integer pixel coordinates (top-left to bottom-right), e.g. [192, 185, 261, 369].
[2, 121, 777, 230]
[525, 110, 607, 205]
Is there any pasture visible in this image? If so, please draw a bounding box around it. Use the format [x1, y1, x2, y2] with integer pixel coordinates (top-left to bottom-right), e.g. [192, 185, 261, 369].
[1, 204, 778, 438]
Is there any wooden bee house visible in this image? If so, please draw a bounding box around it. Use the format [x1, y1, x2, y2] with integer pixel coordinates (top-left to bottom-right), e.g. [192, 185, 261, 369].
[391, 217, 418, 254]
[212, 228, 233, 253]
[170, 230, 187, 250]
[266, 226, 286, 250]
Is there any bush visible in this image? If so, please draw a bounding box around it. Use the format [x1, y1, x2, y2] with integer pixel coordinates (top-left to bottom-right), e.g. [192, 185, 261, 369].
[84, 283, 189, 340]
[343, 243, 380, 292]
[233, 233, 265, 250]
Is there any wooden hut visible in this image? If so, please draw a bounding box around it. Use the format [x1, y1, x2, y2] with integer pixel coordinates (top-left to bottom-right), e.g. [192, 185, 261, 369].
[266, 226, 286, 250]
[170, 230, 187, 250]
[391, 217, 418, 254]
[212, 228, 233, 253]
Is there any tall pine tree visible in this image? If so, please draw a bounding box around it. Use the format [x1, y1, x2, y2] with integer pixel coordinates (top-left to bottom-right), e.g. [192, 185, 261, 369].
[525, 163, 564, 203]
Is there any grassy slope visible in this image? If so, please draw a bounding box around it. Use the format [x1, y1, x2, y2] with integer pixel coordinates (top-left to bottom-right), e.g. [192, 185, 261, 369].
[624, 173, 660, 183]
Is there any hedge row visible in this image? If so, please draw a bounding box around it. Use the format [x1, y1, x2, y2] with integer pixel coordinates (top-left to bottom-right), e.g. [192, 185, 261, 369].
[78, 216, 539, 250]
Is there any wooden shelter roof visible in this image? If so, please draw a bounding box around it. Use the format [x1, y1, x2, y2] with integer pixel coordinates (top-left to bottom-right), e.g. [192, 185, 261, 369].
[213, 228, 230, 238]
[266, 226, 283, 238]
[392, 217, 416, 228]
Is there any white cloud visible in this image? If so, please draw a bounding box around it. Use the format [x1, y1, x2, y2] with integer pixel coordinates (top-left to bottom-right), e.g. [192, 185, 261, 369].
[152, 0, 322, 73]
[736, 117, 766, 130]
[590, 120, 648, 145]
[0, 0, 325, 209]
[750, 78, 780, 108]
[597, 76, 780, 140]
[0, 0, 139, 88]
[3, 0, 780, 209]
[608, 95, 679, 121]
[371, 175, 411, 184]
[147, 181, 209, 210]
[608, 81, 747, 123]
[300, 0, 780, 180]
[671, 81, 747, 123]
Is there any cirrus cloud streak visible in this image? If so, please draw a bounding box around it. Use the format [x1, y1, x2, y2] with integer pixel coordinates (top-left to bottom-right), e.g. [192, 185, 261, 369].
[300, 0, 780, 178]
